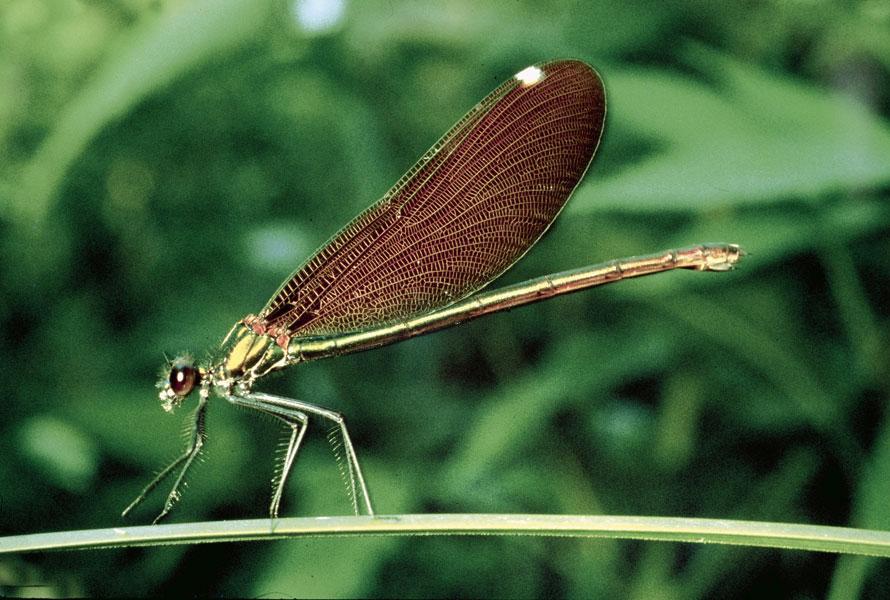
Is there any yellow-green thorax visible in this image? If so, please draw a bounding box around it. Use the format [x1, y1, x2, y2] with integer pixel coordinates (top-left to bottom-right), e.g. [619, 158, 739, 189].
[219, 324, 288, 386]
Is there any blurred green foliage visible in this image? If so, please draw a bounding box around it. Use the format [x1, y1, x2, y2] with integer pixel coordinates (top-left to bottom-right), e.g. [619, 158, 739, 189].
[1, 0, 890, 596]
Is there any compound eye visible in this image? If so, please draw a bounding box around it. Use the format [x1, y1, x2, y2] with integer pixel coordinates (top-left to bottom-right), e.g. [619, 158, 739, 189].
[169, 362, 198, 396]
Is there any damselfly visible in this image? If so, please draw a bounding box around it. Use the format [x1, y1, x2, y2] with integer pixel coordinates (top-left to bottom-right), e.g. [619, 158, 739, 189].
[123, 60, 743, 523]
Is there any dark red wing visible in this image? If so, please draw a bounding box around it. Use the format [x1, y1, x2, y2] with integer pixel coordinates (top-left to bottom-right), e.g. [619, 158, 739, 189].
[259, 60, 606, 337]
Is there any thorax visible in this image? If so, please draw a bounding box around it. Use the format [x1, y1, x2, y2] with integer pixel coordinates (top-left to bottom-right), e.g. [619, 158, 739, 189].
[212, 324, 288, 392]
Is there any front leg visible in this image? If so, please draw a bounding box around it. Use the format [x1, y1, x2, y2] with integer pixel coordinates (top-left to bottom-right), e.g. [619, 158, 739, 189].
[122, 393, 209, 523]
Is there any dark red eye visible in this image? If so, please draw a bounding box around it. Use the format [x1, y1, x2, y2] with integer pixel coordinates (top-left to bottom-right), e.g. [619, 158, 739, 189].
[169, 362, 198, 396]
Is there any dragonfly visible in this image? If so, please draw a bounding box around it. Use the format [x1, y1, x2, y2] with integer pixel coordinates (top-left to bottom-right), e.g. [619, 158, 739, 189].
[123, 60, 744, 523]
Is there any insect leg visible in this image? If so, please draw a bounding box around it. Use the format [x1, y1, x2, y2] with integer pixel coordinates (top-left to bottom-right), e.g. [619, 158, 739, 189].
[122, 394, 208, 523]
[242, 391, 374, 516]
[226, 394, 308, 518]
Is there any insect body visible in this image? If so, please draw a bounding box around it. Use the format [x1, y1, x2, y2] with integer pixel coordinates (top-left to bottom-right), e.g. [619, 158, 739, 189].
[124, 60, 742, 523]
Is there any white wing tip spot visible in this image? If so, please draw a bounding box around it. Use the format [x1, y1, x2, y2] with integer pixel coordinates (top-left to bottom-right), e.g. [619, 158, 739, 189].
[514, 65, 544, 87]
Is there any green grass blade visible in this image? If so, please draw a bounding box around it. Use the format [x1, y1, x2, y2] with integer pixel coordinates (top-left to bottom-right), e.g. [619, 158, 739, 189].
[3, 514, 890, 556]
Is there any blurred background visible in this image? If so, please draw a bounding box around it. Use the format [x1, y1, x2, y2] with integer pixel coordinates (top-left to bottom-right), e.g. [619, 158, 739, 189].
[2, 0, 889, 596]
